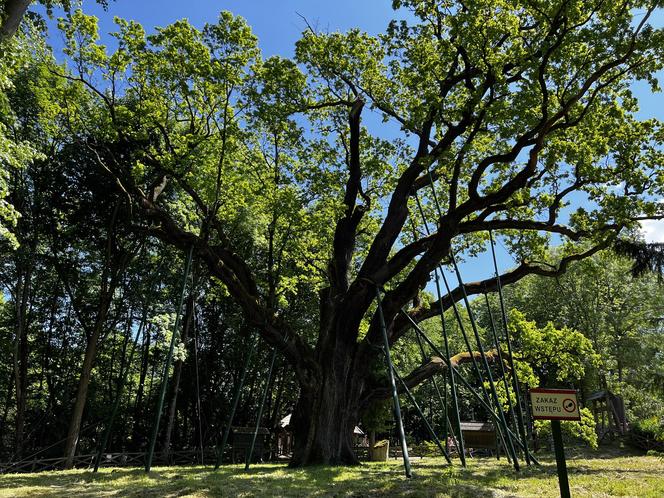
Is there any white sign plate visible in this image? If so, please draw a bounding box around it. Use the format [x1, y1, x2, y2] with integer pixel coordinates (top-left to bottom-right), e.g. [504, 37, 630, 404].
[529, 388, 581, 421]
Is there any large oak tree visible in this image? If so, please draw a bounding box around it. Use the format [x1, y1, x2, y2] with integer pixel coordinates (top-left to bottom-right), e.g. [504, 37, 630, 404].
[52, 0, 664, 466]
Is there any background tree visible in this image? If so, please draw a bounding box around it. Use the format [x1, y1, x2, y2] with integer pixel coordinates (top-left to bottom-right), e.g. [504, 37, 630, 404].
[46, 0, 664, 466]
[496, 249, 664, 422]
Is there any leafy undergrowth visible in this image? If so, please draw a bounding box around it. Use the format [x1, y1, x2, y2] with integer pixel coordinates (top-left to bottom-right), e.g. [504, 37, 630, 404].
[0, 448, 662, 497]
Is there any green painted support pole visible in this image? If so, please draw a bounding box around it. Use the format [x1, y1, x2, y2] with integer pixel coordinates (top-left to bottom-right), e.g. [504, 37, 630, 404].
[439, 270, 491, 401]
[215, 335, 257, 469]
[421, 169, 515, 464]
[145, 245, 194, 473]
[414, 330, 453, 453]
[393, 368, 452, 464]
[245, 347, 278, 470]
[432, 270, 467, 466]
[375, 287, 412, 478]
[551, 420, 571, 498]
[191, 305, 204, 464]
[439, 269, 509, 463]
[442, 375, 449, 453]
[484, 292, 520, 435]
[412, 194, 467, 465]
[94, 317, 144, 472]
[399, 309, 540, 465]
[489, 230, 534, 466]
[449, 253, 520, 471]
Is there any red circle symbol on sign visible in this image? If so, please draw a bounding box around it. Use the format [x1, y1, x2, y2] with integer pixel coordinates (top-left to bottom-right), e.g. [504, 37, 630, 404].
[563, 398, 576, 413]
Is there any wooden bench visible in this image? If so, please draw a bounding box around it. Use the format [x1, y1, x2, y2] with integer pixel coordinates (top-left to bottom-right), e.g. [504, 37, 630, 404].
[457, 422, 500, 456]
[229, 426, 271, 463]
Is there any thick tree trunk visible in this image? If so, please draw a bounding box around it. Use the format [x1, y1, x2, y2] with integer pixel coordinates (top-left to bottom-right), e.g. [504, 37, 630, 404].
[287, 306, 502, 467]
[290, 380, 361, 466]
[0, 0, 32, 40]
[289, 302, 369, 467]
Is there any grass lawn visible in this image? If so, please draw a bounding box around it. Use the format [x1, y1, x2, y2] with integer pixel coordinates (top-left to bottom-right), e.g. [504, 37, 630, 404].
[1, 448, 662, 497]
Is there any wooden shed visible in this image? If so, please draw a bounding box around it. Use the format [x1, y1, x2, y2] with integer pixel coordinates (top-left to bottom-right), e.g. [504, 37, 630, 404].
[586, 390, 627, 440]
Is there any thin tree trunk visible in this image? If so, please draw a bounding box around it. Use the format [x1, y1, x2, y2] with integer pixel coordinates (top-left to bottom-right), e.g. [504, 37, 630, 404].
[162, 296, 193, 458]
[62, 202, 132, 468]
[0, 376, 15, 452]
[13, 262, 32, 458]
[268, 367, 286, 430]
[63, 305, 110, 468]
[132, 325, 151, 448]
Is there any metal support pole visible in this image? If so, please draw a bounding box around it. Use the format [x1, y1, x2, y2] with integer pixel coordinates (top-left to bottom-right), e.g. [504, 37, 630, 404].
[145, 245, 194, 473]
[375, 287, 412, 478]
[192, 303, 204, 464]
[484, 292, 520, 434]
[412, 194, 467, 465]
[215, 335, 257, 469]
[449, 253, 520, 470]
[432, 270, 467, 466]
[421, 168, 516, 464]
[245, 348, 278, 470]
[489, 230, 534, 465]
[414, 330, 454, 453]
[439, 269, 509, 462]
[439, 271, 491, 401]
[393, 368, 451, 464]
[399, 309, 540, 464]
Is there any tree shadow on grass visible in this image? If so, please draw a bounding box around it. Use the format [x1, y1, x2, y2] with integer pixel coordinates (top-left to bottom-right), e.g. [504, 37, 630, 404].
[0, 462, 499, 498]
[1, 453, 660, 498]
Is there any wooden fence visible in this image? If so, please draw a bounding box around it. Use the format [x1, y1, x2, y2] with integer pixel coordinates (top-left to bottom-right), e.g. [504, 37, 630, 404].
[0, 449, 216, 474]
[1, 445, 430, 474]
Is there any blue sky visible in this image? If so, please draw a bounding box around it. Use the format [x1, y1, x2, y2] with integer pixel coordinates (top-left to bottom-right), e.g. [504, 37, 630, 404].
[65, 0, 399, 55]
[39, 0, 664, 288]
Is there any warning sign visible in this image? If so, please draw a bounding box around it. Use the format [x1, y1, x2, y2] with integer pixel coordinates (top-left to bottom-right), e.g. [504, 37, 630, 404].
[529, 388, 581, 421]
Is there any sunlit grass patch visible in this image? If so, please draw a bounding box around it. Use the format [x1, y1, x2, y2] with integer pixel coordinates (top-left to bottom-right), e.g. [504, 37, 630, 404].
[0, 449, 662, 497]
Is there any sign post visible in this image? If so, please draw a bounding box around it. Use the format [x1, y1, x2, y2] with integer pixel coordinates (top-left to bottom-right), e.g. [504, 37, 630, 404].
[551, 420, 570, 498]
[529, 388, 580, 498]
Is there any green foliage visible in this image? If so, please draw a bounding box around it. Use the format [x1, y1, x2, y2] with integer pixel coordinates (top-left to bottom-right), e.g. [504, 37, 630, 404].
[535, 407, 599, 449]
[632, 416, 664, 443]
[501, 250, 664, 425]
[0, 31, 44, 247]
[411, 440, 440, 457]
[360, 399, 393, 435]
[508, 309, 599, 386]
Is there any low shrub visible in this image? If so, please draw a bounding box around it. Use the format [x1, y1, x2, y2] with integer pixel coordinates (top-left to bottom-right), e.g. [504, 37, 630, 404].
[535, 407, 598, 449]
[632, 416, 664, 443]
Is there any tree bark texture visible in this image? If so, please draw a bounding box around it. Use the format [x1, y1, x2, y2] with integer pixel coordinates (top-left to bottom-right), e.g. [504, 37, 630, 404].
[0, 0, 31, 40]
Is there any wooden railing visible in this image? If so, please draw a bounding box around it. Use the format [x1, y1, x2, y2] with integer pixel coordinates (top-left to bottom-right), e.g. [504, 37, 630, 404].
[629, 432, 664, 453]
[0, 449, 218, 474]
